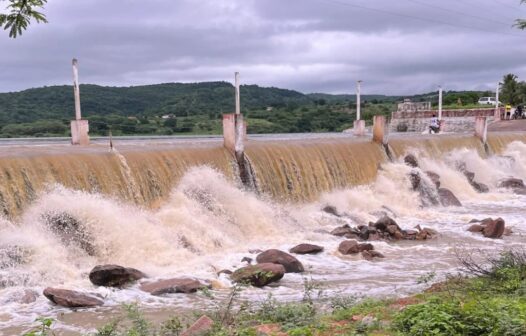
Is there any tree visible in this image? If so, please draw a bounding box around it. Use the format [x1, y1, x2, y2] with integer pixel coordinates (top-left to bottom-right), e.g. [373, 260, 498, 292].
[0, 0, 47, 38]
[517, 0, 526, 29]
[500, 74, 521, 105]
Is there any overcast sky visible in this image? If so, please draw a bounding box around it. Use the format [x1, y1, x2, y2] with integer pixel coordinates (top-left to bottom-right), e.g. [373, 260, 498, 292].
[1, 0, 525, 95]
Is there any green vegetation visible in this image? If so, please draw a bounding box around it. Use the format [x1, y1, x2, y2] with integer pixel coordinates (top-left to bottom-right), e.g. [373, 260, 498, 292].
[0, 0, 47, 38]
[0, 82, 505, 138]
[23, 249, 526, 335]
[516, 0, 526, 29]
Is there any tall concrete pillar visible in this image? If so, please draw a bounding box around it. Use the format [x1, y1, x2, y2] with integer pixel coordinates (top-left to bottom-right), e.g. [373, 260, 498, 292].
[353, 120, 365, 136]
[494, 82, 501, 121]
[438, 86, 443, 120]
[372, 115, 387, 144]
[70, 58, 89, 145]
[474, 116, 487, 144]
[235, 72, 240, 115]
[222, 113, 246, 154]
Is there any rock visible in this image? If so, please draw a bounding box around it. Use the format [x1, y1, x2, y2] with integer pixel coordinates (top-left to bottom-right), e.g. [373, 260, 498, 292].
[241, 257, 253, 264]
[415, 226, 438, 240]
[19, 289, 38, 304]
[140, 278, 209, 295]
[469, 218, 480, 223]
[217, 269, 232, 276]
[503, 227, 513, 236]
[463, 171, 475, 183]
[373, 216, 399, 231]
[438, 188, 462, 207]
[425, 171, 441, 189]
[248, 249, 263, 254]
[0, 245, 32, 269]
[289, 244, 324, 255]
[409, 172, 421, 190]
[43, 212, 95, 256]
[43, 288, 103, 308]
[338, 240, 359, 254]
[467, 224, 484, 233]
[338, 240, 373, 255]
[482, 218, 505, 239]
[498, 178, 525, 189]
[322, 205, 340, 217]
[181, 315, 214, 336]
[362, 250, 385, 261]
[89, 264, 146, 287]
[471, 181, 489, 193]
[255, 324, 286, 336]
[231, 263, 285, 287]
[256, 249, 304, 273]
[404, 154, 419, 168]
[330, 225, 353, 237]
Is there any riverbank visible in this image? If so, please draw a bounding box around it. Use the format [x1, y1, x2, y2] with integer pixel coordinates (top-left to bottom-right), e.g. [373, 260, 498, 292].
[23, 249, 525, 335]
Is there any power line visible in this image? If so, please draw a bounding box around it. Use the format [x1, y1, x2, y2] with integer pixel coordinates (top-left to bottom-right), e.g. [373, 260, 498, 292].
[310, 0, 524, 37]
[404, 0, 511, 26]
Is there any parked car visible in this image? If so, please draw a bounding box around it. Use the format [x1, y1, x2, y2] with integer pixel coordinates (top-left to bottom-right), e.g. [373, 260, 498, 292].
[478, 97, 501, 105]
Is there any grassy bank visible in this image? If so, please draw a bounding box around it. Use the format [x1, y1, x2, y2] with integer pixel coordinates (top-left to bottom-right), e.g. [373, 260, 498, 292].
[24, 250, 526, 336]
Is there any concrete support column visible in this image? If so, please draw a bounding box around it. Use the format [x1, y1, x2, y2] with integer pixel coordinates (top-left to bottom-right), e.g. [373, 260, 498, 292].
[494, 82, 501, 121]
[438, 86, 443, 120]
[222, 113, 246, 154]
[372, 115, 387, 144]
[353, 120, 365, 136]
[474, 116, 487, 144]
[70, 58, 89, 145]
[235, 72, 240, 115]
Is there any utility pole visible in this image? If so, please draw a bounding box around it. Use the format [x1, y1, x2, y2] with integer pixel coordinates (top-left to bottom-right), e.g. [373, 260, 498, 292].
[356, 80, 362, 120]
[438, 85, 443, 120]
[73, 59, 82, 121]
[235, 72, 240, 115]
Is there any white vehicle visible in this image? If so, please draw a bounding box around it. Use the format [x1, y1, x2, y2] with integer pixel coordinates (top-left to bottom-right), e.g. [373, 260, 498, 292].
[478, 97, 500, 105]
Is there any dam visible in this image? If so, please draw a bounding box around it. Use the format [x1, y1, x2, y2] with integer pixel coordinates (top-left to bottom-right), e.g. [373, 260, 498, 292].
[0, 130, 525, 334]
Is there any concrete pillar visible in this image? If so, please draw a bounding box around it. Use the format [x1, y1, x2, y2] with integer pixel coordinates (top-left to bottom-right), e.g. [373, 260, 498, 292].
[372, 115, 387, 144]
[353, 120, 365, 136]
[70, 58, 89, 145]
[235, 72, 240, 115]
[222, 113, 246, 154]
[474, 116, 487, 144]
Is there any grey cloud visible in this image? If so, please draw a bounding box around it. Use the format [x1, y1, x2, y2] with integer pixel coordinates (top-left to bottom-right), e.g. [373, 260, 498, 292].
[0, 0, 525, 94]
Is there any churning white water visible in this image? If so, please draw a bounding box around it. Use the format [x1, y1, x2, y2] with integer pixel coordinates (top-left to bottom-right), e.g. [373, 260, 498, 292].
[1, 141, 526, 335]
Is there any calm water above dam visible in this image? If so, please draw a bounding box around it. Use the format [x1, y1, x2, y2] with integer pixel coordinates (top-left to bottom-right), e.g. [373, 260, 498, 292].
[0, 132, 525, 335]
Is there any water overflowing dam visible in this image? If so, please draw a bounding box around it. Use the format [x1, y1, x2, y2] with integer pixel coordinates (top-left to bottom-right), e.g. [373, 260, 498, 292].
[0, 131, 525, 334]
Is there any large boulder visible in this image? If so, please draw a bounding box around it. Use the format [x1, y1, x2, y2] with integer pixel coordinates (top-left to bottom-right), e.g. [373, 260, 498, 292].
[289, 244, 324, 255]
[362, 250, 385, 261]
[482, 218, 506, 239]
[43, 288, 103, 308]
[467, 224, 484, 233]
[438, 188, 462, 206]
[338, 240, 374, 255]
[89, 264, 146, 287]
[231, 263, 285, 287]
[471, 181, 489, 193]
[425, 171, 441, 189]
[140, 278, 209, 295]
[43, 212, 95, 256]
[404, 154, 419, 168]
[181, 315, 214, 336]
[322, 205, 341, 217]
[256, 249, 304, 273]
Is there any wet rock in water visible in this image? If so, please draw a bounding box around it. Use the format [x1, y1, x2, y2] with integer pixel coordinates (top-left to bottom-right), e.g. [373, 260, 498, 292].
[140, 278, 209, 295]
[463, 171, 475, 183]
[471, 181, 489, 193]
[330, 224, 354, 237]
[43, 212, 96, 256]
[404, 154, 419, 168]
[231, 263, 285, 287]
[503, 227, 513, 236]
[248, 249, 263, 254]
[338, 240, 374, 255]
[482, 218, 506, 239]
[217, 269, 232, 276]
[89, 264, 146, 287]
[409, 172, 421, 191]
[289, 244, 324, 255]
[181, 315, 214, 336]
[256, 249, 304, 273]
[362, 250, 385, 261]
[467, 224, 484, 233]
[12, 289, 39, 304]
[425, 171, 441, 189]
[241, 257, 253, 264]
[438, 188, 462, 207]
[373, 216, 399, 232]
[415, 226, 438, 240]
[498, 178, 525, 189]
[43, 288, 103, 308]
[322, 205, 341, 217]
[0, 245, 32, 269]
